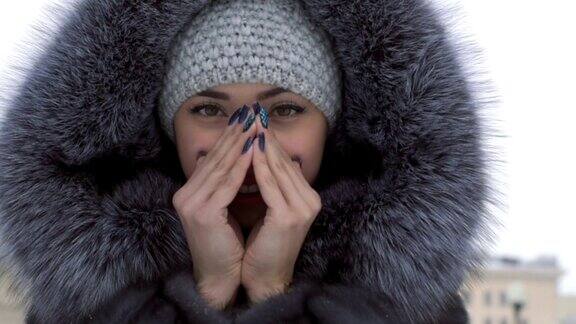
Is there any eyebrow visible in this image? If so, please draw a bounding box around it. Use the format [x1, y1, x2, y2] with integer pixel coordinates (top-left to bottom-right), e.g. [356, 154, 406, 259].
[196, 87, 290, 101]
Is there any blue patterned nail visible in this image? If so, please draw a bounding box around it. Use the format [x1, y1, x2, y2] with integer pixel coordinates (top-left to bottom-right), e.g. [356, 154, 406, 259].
[237, 104, 250, 124]
[241, 136, 256, 154]
[255, 102, 269, 129]
[228, 106, 243, 125]
[252, 102, 261, 116]
[243, 112, 256, 132]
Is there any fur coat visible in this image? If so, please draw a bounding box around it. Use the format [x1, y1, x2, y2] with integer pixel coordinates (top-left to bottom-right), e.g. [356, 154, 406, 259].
[0, 0, 496, 323]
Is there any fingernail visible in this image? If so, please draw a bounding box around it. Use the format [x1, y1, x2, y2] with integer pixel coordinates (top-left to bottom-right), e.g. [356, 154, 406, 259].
[242, 112, 256, 132]
[241, 135, 256, 154]
[258, 132, 265, 152]
[237, 104, 250, 124]
[252, 102, 261, 116]
[228, 106, 243, 125]
[255, 102, 269, 129]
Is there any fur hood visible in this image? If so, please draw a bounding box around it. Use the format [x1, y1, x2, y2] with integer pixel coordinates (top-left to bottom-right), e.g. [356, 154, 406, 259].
[0, 0, 498, 322]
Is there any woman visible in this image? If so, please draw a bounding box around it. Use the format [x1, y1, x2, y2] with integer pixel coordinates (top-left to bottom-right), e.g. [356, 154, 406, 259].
[0, 0, 495, 323]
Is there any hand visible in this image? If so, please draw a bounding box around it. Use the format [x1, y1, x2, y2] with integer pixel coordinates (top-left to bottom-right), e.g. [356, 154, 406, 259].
[172, 105, 258, 310]
[241, 103, 323, 304]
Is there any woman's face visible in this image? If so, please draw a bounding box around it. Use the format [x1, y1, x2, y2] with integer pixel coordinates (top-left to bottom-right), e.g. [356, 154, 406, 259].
[173, 82, 328, 193]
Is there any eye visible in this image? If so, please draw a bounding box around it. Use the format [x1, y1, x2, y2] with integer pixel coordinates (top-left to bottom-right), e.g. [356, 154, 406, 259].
[188, 104, 226, 117]
[271, 103, 306, 118]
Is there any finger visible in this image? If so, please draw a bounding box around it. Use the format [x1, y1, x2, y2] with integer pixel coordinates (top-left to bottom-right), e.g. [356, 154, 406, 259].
[252, 130, 288, 211]
[181, 105, 257, 204]
[287, 159, 320, 210]
[207, 133, 257, 209]
[258, 125, 307, 209]
[255, 105, 320, 210]
[200, 104, 253, 172]
[190, 109, 258, 206]
[178, 105, 248, 195]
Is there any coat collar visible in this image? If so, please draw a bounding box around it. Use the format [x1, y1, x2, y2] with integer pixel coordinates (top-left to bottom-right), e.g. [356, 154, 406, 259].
[0, 0, 496, 323]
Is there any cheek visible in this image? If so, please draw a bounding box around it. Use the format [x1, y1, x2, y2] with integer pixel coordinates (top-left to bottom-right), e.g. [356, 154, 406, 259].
[176, 131, 219, 179]
[299, 144, 324, 185]
[277, 134, 325, 184]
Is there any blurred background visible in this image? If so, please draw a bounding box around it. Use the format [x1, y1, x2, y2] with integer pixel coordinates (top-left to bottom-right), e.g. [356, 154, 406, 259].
[0, 0, 574, 323]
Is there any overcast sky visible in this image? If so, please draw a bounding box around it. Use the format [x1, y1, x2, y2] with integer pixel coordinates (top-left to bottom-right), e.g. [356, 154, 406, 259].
[0, 0, 574, 295]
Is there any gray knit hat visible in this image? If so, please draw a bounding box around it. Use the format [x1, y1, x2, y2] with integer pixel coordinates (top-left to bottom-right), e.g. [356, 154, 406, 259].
[158, 0, 342, 142]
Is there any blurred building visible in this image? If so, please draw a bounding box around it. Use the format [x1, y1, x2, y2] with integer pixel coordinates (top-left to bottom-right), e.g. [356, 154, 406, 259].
[460, 254, 568, 324]
[559, 294, 576, 324]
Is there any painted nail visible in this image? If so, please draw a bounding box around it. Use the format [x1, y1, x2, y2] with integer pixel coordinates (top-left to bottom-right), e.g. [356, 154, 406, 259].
[237, 104, 250, 124]
[228, 106, 243, 125]
[241, 135, 256, 154]
[258, 132, 265, 152]
[252, 102, 261, 116]
[242, 112, 256, 132]
[255, 102, 269, 129]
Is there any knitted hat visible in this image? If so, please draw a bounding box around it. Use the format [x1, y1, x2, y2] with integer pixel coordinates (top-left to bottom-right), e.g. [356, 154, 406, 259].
[158, 0, 342, 142]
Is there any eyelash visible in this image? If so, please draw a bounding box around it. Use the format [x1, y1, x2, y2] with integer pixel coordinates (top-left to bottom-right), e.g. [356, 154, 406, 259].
[188, 102, 305, 118]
